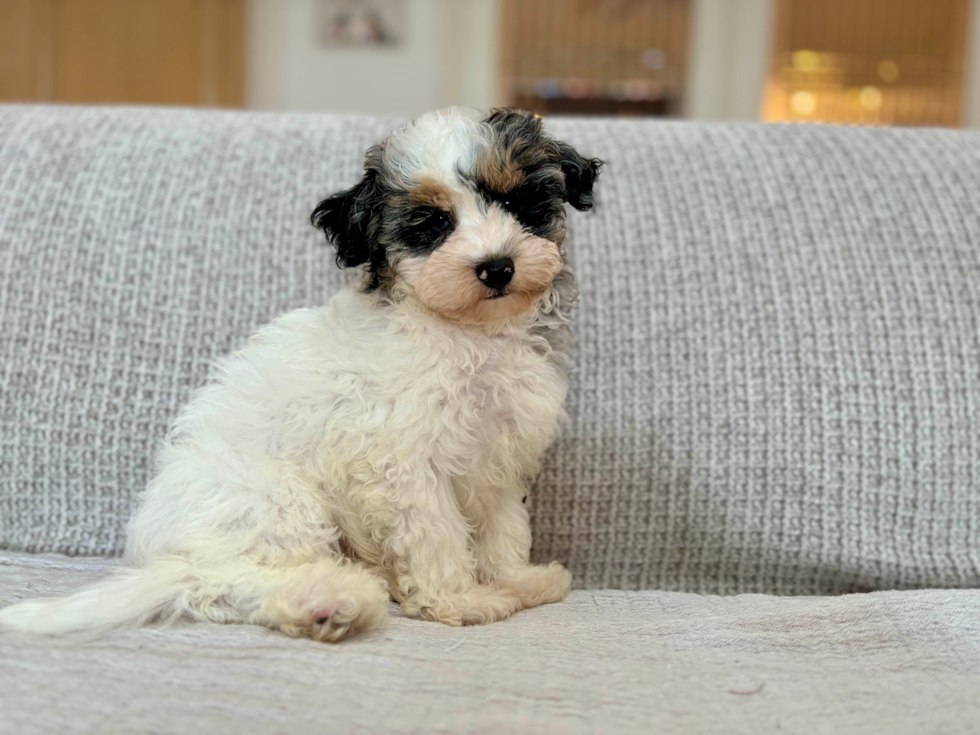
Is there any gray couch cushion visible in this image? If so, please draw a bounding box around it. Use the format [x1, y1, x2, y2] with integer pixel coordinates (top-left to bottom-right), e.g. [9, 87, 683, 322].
[2, 552, 979, 734]
[1, 105, 978, 593]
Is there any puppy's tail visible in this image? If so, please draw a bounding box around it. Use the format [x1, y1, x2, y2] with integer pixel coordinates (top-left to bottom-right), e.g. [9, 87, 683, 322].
[0, 559, 190, 640]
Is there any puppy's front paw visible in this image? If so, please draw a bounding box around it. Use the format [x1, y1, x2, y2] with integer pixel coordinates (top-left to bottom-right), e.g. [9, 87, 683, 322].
[496, 562, 572, 609]
[401, 585, 523, 627]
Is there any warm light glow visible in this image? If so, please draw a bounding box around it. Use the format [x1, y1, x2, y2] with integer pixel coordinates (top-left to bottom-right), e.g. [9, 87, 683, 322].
[790, 90, 817, 115]
[763, 0, 968, 128]
[860, 86, 883, 111]
[792, 50, 821, 73]
[877, 59, 900, 83]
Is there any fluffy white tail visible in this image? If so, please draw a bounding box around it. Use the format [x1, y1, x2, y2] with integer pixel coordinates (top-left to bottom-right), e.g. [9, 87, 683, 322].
[0, 560, 189, 640]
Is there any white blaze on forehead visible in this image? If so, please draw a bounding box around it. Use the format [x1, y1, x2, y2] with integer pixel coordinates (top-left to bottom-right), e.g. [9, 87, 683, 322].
[382, 107, 489, 184]
[451, 187, 487, 227]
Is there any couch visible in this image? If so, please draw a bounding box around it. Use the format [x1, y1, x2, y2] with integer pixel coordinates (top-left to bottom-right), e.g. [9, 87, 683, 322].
[1, 105, 978, 733]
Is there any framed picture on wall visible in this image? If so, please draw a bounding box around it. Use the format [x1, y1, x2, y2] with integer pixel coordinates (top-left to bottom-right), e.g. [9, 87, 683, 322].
[316, 0, 405, 46]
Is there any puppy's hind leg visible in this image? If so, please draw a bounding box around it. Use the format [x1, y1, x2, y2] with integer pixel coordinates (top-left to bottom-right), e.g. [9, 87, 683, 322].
[197, 556, 390, 642]
[251, 557, 390, 642]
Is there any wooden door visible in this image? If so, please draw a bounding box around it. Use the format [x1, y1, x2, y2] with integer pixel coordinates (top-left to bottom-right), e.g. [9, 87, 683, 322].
[0, 0, 244, 106]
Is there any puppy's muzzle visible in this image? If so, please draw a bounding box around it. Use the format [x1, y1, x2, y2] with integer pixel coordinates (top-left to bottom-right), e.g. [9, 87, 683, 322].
[476, 257, 514, 294]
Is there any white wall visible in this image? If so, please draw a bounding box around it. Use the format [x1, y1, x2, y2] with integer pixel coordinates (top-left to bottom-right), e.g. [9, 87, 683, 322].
[966, 0, 980, 128]
[436, 0, 502, 110]
[247, 0, 500, 117]
[686, 0, 773, 121]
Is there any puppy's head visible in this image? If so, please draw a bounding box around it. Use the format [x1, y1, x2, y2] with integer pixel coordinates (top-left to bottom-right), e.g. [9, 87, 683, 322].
[311, 108, 601, 326]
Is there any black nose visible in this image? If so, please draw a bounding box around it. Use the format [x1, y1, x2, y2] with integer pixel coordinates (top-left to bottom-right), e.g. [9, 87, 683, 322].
[475, 258, 514, 290]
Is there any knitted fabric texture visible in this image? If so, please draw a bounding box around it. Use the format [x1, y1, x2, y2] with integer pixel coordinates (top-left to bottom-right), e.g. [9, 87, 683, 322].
[1, 106, 978, 594]
[3, 552, 979, 733]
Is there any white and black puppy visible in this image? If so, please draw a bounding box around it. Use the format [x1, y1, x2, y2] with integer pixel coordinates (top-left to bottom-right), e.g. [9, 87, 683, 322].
[0, 107, 601, 642]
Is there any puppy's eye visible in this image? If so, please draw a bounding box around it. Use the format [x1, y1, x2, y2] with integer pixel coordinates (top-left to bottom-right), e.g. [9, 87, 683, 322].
[497, 190, 560, 237]
[432, 217, 450, 232]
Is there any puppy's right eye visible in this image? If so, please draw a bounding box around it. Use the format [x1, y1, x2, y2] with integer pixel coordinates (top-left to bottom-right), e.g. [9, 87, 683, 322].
[401, 208, 455, 253]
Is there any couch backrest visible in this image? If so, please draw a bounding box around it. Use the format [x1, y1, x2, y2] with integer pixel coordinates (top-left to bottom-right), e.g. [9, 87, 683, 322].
[1, 105, 978, 594]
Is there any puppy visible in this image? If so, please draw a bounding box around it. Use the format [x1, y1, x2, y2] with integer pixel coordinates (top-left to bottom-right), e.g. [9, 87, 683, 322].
[0, 107, 601, 642]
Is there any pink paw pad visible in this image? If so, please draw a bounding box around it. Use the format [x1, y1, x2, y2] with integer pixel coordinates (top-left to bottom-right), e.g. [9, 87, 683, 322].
[312, 609, 332, 625]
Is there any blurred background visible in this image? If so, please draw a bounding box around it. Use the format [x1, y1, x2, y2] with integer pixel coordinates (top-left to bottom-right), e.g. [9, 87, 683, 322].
[1, 0, 978, 128]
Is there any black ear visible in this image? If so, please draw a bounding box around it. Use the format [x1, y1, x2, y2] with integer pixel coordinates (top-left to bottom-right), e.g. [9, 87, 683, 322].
[556, 141, 603, 211]
[311, 172, 383, 268]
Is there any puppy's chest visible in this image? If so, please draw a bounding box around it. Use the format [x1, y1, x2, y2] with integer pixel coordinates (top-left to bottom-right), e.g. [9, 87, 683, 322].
[469, 351, 508, 408]
[459, 343, 561, 439]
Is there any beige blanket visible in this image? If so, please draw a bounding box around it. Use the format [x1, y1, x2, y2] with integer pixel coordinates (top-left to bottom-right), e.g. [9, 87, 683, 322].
[2, 552, 978, 734]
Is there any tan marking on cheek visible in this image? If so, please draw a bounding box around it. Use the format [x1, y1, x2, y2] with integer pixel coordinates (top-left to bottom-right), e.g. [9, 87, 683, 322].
[414, 239, 487, 319]
[509, 236, 563, 297]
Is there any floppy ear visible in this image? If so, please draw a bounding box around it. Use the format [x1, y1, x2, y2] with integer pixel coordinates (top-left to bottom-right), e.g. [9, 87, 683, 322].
[556, 140, 603, 211]
[310, 172, 383, 268]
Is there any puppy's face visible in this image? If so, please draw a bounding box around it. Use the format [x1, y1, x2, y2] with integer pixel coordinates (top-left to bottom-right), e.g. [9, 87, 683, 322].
[312, 108, 601, 326]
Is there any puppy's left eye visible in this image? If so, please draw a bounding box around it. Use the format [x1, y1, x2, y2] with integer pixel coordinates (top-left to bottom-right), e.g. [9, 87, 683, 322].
[499, 194, 555, 236]
[431, 217, 450, 232]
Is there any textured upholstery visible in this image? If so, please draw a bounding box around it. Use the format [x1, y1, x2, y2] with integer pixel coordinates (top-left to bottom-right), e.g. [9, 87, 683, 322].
[1, 552, 979, 734]
[1, 105, 978, 594]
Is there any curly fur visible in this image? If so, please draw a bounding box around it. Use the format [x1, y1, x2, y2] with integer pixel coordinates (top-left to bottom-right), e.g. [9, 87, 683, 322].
[0, 107, 601, 642]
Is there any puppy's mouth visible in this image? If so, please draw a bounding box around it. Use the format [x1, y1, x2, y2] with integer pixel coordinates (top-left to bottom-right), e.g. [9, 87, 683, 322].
[483, 290, 508, 300]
